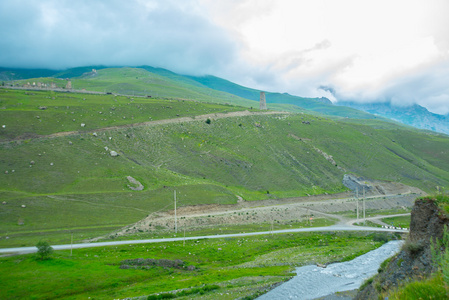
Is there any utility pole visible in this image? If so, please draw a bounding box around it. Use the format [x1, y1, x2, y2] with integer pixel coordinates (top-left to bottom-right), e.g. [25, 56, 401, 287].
[363, 187, 366, 225]
[174, 190, 177, 234]
[356, 187, 359, 223]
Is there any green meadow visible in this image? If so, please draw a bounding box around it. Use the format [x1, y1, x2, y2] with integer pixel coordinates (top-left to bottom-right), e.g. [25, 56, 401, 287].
[0, 232, 392, 300]
[1, 85, 449, 247]
[1, 66, 448, 299]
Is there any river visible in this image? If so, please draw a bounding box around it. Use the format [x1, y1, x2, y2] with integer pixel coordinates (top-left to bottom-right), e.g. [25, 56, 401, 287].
[257, 240, 403, 300]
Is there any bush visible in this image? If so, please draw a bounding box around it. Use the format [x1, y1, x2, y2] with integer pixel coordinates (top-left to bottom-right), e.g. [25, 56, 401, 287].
[36, 241, 53, 260]
[378, 257, 392, 273]
[386, 274, 447, 300]
[431, 226, 449, 295]
[402, 239, 424, 255]
[372, 233, 390, 243]
[359, 276, 375, 290]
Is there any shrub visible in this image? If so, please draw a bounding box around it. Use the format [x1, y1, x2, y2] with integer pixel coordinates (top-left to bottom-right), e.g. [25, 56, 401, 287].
[205, 118, 211, 124]
[36, 241, 53, 260]
[402, 239, 424, 255]
[378, 257, 392, 273]
[372, 233, 390, 243]
[431, 226, 449, 295]
[386, 274, 446, 300]
[359, 276, 375, 290]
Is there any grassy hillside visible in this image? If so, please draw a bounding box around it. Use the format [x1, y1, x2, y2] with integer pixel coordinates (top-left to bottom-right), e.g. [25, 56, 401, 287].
[0, 88, 242, 141]
[1, 87, 448, 247]
[4, 66, 386, 119]
[0, 232, 387, 300]
[187, 74, 380, 119]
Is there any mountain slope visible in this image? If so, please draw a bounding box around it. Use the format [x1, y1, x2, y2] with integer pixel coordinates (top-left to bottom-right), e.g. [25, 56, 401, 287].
[1, 88, 449, 247]
[337, 101, 449, 135]
[3, 65, 383, 119]
[187, 75, 378, 119]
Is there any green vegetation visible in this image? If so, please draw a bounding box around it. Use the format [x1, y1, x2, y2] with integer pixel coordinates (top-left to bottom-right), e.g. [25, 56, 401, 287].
[431, 224, 449, 296]
[186, 74, 381, 119]
[432, 193, 449, 213]
[382, 216, 411, 228]
[0, 88, 243, 140]
[2, 66, 449, 299]
[96, 217, 335, 243]
[35, 240, 53, 260]
[1, 86, 449, 247]
[0, 232, 389, 300]
[385, 274, 447, 300]
[379, 195, 449, 299]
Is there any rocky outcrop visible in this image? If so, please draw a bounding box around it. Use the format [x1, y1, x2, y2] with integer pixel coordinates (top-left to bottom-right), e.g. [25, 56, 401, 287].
[343, 174, 372, 194]
[355, 197, 449, 299]
[126, 176, 144, 191]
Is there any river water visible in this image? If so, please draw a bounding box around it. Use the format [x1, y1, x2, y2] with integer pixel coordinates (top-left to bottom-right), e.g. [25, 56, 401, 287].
[257, 240, 402, 300]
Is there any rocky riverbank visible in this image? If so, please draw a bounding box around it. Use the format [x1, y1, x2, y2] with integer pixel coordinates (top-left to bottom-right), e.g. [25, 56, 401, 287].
[355, 197, 449, 299]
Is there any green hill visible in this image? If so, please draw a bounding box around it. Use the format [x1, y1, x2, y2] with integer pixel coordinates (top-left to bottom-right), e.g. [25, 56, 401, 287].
[3, 66, 384, 119]
[186, 74, 380, 119]
[1, 86, 448, 247]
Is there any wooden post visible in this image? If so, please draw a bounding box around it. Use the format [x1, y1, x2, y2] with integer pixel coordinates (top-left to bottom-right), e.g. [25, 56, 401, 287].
[363, 187, 366, 225]
[174, 190, 177, 234]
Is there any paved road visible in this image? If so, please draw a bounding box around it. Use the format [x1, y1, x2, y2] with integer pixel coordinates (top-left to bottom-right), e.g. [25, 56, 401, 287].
[0, 224, 407, 255]
[346, 213, 411, 226]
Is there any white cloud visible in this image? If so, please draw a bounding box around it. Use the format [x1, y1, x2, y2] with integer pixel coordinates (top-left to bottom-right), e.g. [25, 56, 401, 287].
[1, 0, 448, 114]
[202, 0, 449, 114]
[0, 0, 238, 75]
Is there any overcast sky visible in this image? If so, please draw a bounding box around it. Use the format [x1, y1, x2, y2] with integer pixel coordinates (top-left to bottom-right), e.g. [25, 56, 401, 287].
[1, 0, 448, 114]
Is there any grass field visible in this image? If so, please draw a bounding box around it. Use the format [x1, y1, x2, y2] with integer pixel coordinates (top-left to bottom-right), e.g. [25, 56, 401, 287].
[1, 66, 448, 299]
[0, 231, 394, 300]
[381, 216, 411, 228]
[1, 87, 449, 247]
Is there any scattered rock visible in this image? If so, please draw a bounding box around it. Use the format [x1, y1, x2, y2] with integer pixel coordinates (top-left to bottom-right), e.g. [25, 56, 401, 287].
[2, 125, 5, 128]
[127, 176, 144, 191]
[2, 201, 6, 205]
[110, 151, 119, 157]
[21, 205, 26, 208]
[92, 132, 97, 137]
[4, 170, 8, 174]
[30, 161, 35, 165]
[104, 146, 109, 151]
[50, 162, 54, 166]
[68, 141, 73, 145]
[81, 123, 86, 127]
[38, 106, 47, 110]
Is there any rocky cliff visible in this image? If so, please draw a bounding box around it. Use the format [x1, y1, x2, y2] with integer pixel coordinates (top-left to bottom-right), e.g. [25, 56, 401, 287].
[355, 197, 449, 299]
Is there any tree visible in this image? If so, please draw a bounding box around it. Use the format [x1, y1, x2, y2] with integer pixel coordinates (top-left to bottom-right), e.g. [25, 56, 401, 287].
[36, 241, 54, 260]
[205, 118, 211, 124]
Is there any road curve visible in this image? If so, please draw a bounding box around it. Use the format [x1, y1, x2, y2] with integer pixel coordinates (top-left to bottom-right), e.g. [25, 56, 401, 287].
[0, 224, 407, 255]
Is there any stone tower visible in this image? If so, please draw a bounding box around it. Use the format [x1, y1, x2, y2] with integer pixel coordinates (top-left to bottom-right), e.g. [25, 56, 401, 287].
[65, 80, 72, 89]
[259, 92, 267, 110]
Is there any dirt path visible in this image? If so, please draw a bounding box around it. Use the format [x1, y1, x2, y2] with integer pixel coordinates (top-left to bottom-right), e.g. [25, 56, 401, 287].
[105, 191, 421, 239]
[346, 213, 411, 227]
[5, 110, 289, 143]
